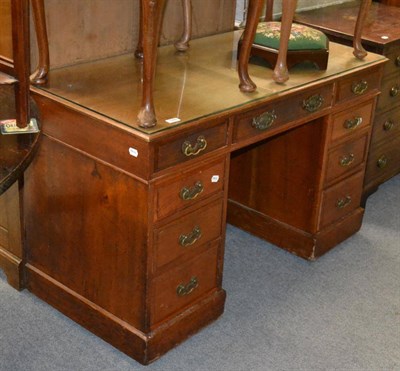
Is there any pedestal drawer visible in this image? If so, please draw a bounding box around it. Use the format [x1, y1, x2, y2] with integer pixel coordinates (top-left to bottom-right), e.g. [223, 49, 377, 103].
[154, 159, 225, 221]
[330, 101, 373, 143]
[153, 200, 223, 270]
[376, 72, 400, 112]
[371, 105, 400, 144]
[154, 120, 228, 171]
[364, 136, 400, 186]
[152, 244, 219, 325]
[319, 171, 364, 229]
[336, 67, 381, 104]
[325, 134, 369, 184]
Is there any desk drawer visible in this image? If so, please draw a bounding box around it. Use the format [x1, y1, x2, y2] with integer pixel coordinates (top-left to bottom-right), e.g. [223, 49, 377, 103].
[153, 200, 223, 270]
[154, 121, 228, 172]
[364, 136, 400, 186]
[330, 101, 373, 143]
[383, 46, 400, 77]
[233, 84, 333, 143]
[152, 244, 219, 325]
[336, 67, 381, 104]
[154, 159, 225, 221]
[376, 72, 400, 112]
[325, 134, 369, 184]
[371, 105, 400, 145]
[319, 171, 364, 229]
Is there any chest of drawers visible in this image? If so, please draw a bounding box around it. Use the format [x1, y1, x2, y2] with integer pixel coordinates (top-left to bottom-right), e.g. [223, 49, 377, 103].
[295, 1, 400, 198]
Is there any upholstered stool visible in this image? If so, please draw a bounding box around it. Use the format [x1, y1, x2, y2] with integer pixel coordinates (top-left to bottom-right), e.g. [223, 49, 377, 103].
[247, 21, 329, 70]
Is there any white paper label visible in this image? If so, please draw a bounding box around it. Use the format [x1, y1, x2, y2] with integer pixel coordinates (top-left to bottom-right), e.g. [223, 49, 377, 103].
[211, 175, 220, 183]
[129, 147, 139, 157]
[165, 117, 181, 124]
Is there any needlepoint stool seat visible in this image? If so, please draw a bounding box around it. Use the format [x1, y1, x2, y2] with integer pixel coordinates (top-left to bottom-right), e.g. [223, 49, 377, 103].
[249, 21, 329, 70]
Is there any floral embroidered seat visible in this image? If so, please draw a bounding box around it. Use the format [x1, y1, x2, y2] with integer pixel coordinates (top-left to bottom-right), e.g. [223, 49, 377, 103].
[249, 20, 329, 70]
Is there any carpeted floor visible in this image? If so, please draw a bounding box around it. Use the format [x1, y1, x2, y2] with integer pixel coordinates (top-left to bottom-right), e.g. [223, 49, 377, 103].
[1, 175, 399, 371]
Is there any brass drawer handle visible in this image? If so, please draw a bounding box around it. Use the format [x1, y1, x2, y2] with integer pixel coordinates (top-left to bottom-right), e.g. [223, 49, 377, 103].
[252, 110, 277, 131]
[336, 196, 352, 209]
[179, 226, 202, 247]
[377, 155, 388, 169]
[302, 94, 324, 113]
[390, 84, 399, 97]
[383, 120, 395, 131]
[344, 116, 363, 130]
[339, 153, 355, 167]
[182, 136, 207, 157]
[352, 80, 368, 95]
[176, 277, 198, 297]
[180, 181, 204, 200]
[396, 56, 400, 67]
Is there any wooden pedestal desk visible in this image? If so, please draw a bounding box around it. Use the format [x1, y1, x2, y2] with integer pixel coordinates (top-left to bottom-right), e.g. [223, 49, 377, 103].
[295, 1, 400, 198]
[18, 32, 385, 364]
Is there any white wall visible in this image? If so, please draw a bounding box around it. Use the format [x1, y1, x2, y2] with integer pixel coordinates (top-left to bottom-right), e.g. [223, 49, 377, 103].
[235, 0, 355, 25]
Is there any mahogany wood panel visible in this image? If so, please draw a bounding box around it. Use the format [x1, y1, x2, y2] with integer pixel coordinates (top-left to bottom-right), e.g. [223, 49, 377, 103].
[24, 136, 150, 330]
[229, 118, 326, 234]
[0, 0, 13, 59]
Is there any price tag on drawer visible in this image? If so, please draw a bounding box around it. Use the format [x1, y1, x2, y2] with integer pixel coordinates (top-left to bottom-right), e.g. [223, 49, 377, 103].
[129, 147, 139, 158]
[211, 175, 220, 183]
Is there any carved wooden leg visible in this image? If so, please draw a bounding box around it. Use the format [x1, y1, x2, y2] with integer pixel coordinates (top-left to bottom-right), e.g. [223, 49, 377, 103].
[238, 0, 264, 92]
[137, 0, 167, 128]
[272, 0, 297, 84]
[353, 0, 371, 60]
[135, 0, 144, 59]
[30, 0, 49, 85]
[175, 0, 192, 52]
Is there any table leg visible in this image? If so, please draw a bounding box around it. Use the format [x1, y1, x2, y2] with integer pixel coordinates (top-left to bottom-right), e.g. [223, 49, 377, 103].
[137, 0, 167, 128]
[175, 0, 192, 52]
[272, 0, 297, 84]
[30, 0, 49, 85]
[238, 0, 264, 92]
[353, 0, 371, 59]
[135, 0, 144, 59]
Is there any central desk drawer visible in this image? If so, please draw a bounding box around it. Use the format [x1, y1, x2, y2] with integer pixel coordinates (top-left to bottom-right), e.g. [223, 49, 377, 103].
[325, 134, 369, 184]
[319, 171, 364, 229]
[154, 159, 225, 221]
[153, 200, 223, 270]
[152, 244, 219, 325]
[233, 84, 333, 144]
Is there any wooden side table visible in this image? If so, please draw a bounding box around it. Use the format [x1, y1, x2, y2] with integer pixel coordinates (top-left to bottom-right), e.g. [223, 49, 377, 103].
[295, 1, 400, 199]
[0, 86, 41, 289]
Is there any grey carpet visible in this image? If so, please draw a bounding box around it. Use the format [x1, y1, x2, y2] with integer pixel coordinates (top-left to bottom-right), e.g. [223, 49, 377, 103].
[1, 175, 399, 371]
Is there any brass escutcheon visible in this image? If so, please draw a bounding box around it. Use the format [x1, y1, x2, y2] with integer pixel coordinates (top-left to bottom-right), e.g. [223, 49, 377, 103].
[344, 116, 363, 130]
[383, 120, 395, 131]
[302, 94, 324, 113]
[336, 196, 352, 209]
[395, 56, 400, 67]
[377, 155, 388, 169]
[179, 226, 202, 247]
[252, 110, 277, 131]
[339, 153, 355, 167]
[176, 277, 198, 297]
[180, 181, 204, 201]
[352, 80, 368, 95]
[182, 135, 207, 157]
